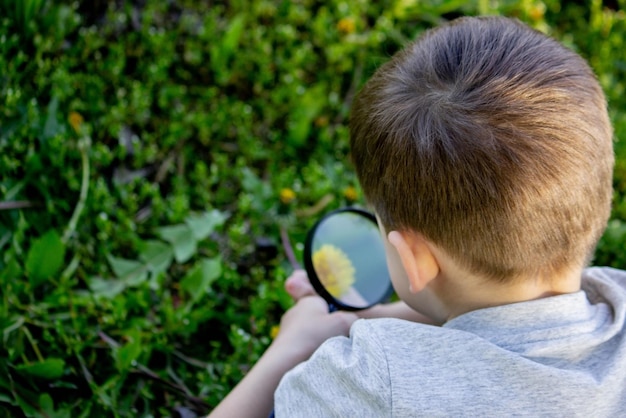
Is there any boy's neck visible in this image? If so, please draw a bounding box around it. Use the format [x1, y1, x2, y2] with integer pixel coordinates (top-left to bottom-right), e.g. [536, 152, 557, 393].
[444, 273, 582, 320]
[431, 253, 583, 321]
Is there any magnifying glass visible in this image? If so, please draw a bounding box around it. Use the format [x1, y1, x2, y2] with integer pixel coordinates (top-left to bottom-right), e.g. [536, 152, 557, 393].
[303, 208, 393, 311]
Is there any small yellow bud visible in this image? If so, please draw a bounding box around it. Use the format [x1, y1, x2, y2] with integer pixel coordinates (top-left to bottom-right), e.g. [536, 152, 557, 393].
[279, 188, 296, 204]
[343, 186, 358, 202]
[337, 17, 356, 35]
[314, 115, 329, 127]
[68, 111, 84, 134]
[270, 325, 280, 339]
[528, 4, 545, 21]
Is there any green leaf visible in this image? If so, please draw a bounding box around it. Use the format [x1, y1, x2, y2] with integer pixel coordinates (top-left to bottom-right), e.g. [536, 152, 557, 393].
[156, 224, 196, 263]
[138, 240, 174, 274]
[180, 257, 222, 302]
[25, 230, 66, 288]
[107, 255, 148, 286]
[222, 14, 246, 56]
[15, 358, 65, 380]
[43, 96, 61, 140]
[114, 330, 142, 372]
[3, 180, 25, 201]
[88, 277, 126, 299]
[39, 393, 54, 415]
[287, 83, 327, 147]
[210, 14, 246, 84]
[15, 393, 40, 418]
[0, 258, 22, 284]
[0, 392, 15, 404]
[2, 316, 24, 345]
[185, 210, 228, 241]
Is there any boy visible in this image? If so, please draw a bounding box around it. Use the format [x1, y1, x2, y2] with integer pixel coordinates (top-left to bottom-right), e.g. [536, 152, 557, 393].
[210, 16, 626, 416]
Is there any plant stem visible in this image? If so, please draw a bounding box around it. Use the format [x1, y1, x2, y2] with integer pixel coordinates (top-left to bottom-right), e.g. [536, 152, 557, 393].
[280, 225, 300, 270]
[22, 326, 44, 363]
[62, 137, 91, 244]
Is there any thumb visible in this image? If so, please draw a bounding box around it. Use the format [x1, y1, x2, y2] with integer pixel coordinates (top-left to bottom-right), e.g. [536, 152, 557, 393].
[285, 270, 316, 301]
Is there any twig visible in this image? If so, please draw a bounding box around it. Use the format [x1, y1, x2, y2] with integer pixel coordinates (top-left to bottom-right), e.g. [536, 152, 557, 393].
[0, 201, 36, 210]
[75, 351, 94, 385]
[280, 225, 300, 269]
[75, 349, 114, 409]
[167, 365, 193, 397]
[172, 349, 209, 369]
[97, 331, 209, 409]
[97, 330, 120, 348]
[295, 193, 334, 218]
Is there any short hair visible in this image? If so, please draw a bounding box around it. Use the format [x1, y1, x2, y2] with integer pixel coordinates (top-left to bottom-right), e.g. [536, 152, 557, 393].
[350, 16, 614, 282]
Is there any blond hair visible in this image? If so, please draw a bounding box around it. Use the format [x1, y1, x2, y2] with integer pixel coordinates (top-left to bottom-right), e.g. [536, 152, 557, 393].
[350, 16, 614, 281]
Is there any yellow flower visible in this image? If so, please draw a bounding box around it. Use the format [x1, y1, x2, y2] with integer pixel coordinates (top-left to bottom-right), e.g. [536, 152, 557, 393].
[528, 4, 545, 21]
[279, 188, 296, 204]
[314, 115, 329, 127]
[312, 244, 356, 298]
[343, 186, 358, 202]
[68, 111, 84, 134]
[270, 325, 280, 339]
[337, 17, 356, 35]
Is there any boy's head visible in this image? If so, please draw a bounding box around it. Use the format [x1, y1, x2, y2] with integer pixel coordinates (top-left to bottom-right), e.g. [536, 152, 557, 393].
[350, 16, 614, 283]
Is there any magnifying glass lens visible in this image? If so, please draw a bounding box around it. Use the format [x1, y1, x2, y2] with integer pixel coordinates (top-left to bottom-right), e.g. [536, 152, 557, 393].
[305, 209, 392, 310]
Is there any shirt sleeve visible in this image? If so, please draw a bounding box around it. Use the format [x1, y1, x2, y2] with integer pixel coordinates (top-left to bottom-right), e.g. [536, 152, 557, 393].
[274, 319, 392, 417]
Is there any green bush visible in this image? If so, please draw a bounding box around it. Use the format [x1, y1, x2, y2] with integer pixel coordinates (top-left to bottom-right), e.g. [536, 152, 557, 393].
[1, 0, 624, 415]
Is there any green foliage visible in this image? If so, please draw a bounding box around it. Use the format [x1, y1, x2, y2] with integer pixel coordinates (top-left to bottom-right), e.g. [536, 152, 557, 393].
[1, 0, 625, 415]
[25, 230, 65, 288]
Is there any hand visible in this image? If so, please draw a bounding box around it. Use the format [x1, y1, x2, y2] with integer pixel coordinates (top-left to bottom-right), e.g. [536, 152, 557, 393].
[271, 294, 358, 363]
[284, 269, 317, 300]
[208, 272, 357, 418]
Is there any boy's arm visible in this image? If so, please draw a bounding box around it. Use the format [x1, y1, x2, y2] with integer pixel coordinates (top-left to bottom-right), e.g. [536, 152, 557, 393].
[286, 269, 437, 324]
[358, 300, 437, 324]
[208, 296, 358, 418]
[210, 270, 432, 417]
[207, 341, 299, 418]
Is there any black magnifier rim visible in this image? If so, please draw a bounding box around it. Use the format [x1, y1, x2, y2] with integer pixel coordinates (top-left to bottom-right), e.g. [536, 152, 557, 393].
[303, 207, 393, 311]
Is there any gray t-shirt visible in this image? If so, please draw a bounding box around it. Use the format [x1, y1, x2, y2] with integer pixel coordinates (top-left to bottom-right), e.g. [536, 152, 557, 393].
[275, 267, 626, 417]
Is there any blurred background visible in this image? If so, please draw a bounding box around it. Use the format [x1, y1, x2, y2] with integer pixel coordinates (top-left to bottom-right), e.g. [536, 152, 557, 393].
[1, 0, 625, 416]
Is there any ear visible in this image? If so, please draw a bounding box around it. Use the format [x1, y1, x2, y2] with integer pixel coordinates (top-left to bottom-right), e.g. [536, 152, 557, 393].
[387, 231, 440, 293]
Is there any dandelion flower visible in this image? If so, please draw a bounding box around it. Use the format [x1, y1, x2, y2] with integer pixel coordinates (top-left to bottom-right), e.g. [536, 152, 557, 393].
[312, 244, 356, 298]
[337, 17, 356, 35]
[314, 115, 329, 127]
[270, 325, 280, 339]
[343, 186, 358, 202]
[280, 188, 296, 204]
[68, 111, 84, 133]
[528, 4, 545, 21]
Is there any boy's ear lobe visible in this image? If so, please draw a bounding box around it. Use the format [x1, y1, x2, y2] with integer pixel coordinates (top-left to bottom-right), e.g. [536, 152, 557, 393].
[387, 231, 440, 293]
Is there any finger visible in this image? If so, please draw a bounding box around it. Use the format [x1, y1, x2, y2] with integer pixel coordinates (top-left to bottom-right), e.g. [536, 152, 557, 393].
[285, 270, 316, 300]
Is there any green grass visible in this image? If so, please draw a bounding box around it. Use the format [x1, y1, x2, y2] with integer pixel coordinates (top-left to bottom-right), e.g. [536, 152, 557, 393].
[1, 0, 625, 416]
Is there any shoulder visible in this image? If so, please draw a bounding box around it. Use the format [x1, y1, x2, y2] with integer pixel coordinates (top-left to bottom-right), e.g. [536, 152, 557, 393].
[582, 266, 626, 301]
[584, 266, 626, 283]
[274, 318, 425, 417]
[274, 317, 509, 416]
